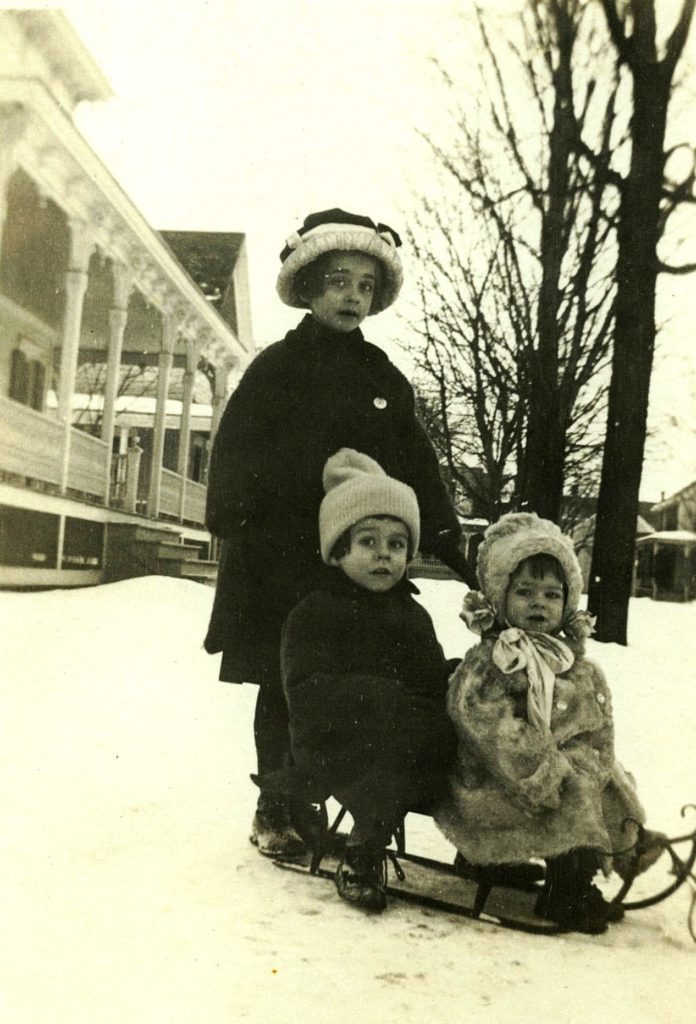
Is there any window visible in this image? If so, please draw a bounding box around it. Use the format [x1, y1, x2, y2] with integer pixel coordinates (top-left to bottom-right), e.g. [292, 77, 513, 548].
[9, 342, 47, 411]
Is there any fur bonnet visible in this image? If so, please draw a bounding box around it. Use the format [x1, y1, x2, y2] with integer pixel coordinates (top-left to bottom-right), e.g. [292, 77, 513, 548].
[276, 208, 403, 314]
[477, 512, 583, 622]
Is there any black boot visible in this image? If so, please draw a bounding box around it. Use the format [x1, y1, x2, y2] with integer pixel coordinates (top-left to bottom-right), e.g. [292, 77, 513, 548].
[289, 800, 326, 851]
[250, 792, 306, 860]
[536, 850, 621, 934]
[335, 843, 388, 913]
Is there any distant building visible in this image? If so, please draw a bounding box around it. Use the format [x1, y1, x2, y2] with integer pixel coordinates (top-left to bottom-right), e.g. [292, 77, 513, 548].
[634, 481, 696, 602]
[571, 513, 655, 594]
[0, 11, 252, 587]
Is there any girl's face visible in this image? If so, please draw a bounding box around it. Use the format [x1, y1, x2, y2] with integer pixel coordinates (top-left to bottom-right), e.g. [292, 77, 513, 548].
[505, 564, 565, 634]
[307, 251, 376, 332]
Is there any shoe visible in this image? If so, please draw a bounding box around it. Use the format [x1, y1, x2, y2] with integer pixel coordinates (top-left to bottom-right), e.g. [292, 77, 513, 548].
[584, 882, 625, 922]
[289, 800, 326, 850]
[250, 793, 306, 860]
[335, 845, 387, 913]
[535, 888, 611, 934]
[454, 853, 545, 887]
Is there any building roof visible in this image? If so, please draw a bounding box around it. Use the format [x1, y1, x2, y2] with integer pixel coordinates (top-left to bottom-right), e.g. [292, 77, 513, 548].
[159, 231, 245, 333]
[571, 513, 655, 542]
[636, 530, 696, 546]
[651, 479, 696, 513]
[9, 10, 113, 108]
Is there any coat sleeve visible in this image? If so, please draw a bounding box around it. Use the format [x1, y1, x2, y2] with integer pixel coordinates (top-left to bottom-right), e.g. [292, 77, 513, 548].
[447, 645, 573, 815]
[394, 375, 476, 588]
[205, 347, 316, 537]
[205, 350, 280, 535]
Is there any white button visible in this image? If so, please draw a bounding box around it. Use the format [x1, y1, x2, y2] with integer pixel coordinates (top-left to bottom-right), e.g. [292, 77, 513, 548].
[556, 700, 568, 711]
[596, 693, 606, 704]
[373, 397, 387, 409]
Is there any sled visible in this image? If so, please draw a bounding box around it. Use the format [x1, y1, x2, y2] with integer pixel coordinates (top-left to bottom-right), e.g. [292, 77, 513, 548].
[275, 802, 696, 939]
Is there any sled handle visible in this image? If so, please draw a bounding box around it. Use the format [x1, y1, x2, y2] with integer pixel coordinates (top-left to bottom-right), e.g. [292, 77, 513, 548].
[612, 806, 696, 941]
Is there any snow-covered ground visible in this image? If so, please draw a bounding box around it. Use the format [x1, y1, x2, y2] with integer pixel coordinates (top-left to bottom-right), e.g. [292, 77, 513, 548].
[2, 576, 695, 1023]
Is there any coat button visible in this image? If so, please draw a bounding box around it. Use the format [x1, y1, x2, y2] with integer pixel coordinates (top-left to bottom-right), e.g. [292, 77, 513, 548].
[555, 700, 568, 711]
[596, 692, 606, 704]
[373, 397, 387, 409]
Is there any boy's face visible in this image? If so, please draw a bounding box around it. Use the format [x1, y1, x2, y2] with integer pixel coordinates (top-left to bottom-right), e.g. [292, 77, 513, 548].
[308, 251, 377, 332]
[504, 564, 565, 634]
[330, 516, 409, 592]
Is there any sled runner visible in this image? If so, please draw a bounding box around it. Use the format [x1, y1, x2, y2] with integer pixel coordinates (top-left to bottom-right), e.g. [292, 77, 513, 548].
[275, 803, 696, 939]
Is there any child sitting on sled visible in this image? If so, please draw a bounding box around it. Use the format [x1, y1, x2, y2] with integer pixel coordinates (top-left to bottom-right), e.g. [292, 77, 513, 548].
[257, 448, 459, 912]
[434, 512, 660, 935]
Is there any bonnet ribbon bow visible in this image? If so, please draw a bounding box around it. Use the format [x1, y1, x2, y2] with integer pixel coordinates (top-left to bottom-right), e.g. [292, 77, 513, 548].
[492, 628, 575, 731]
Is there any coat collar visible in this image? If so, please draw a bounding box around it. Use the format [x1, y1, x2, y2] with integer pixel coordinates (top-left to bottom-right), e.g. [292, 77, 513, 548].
[286, 313, 365, 349]
[319, 565, 419, 601]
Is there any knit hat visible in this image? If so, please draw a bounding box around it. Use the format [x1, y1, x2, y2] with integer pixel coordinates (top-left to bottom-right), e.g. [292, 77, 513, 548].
[477, 512, 582, 623]
[319, 448, 420, 563]
[277, 208, 403, 314]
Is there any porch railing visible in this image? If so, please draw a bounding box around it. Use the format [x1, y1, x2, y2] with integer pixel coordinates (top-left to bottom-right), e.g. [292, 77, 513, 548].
[1, 394, 207, 528]
[0, 395, 64, 487]
[67, 427, 109, 499]
[159, 468, 206, 526]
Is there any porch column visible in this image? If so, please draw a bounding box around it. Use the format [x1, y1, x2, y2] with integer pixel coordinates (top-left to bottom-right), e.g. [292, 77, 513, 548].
[59, 221, 95, 493]
[177, 343, 199, 521]
[102, 264, 133, 500]
[210, 354, 235, 447]
[147, 316, 175, 518]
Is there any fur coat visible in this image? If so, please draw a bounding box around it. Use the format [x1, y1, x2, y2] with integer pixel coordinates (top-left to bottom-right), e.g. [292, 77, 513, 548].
[433, 634, 645, 873]
[203, 313, 471, 688]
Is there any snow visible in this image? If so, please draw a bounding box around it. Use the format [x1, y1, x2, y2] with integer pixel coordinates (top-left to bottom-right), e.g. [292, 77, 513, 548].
[2, 576, 695, 1023]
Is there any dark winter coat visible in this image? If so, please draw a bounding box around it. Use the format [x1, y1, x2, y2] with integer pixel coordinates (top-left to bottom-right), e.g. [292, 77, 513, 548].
[277, 569, 458, 804]
[433, 635, 645, 874]
[204, 313, 471, 688]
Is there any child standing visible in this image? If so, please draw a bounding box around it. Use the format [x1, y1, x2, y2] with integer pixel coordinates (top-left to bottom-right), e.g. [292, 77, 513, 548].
[204, 209, 474, 860]
[434, 512, 654, 934]
[262, 448, 459, 912]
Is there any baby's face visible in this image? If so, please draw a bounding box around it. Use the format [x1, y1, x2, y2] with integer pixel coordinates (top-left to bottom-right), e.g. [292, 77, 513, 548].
[331, 516, 409, 593]
[308, 251, 376, 332]
[504, 566, 564, 634]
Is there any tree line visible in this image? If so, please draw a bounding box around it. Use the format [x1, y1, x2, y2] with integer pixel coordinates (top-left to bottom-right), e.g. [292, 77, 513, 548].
[407, 0, 695, 643]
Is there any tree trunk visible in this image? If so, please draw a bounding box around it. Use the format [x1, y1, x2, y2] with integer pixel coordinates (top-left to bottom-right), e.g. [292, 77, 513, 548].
[588, 30, 671, 643]
[521, 398, 567, 521]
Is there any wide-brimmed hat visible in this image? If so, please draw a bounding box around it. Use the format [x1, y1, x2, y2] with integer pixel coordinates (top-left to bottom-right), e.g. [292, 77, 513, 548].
[276, 208, 403, 314]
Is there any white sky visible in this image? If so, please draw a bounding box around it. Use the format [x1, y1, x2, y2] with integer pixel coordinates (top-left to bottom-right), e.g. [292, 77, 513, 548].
[12, 0, 696, 500]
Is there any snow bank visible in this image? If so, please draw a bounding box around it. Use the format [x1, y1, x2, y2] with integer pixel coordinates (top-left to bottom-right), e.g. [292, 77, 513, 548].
[1, 577, 695, 1023]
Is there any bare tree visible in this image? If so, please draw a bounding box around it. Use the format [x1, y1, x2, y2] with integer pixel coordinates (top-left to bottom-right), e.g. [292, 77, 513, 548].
[587, 0, 696, 643]
[407, 0, 620, 523]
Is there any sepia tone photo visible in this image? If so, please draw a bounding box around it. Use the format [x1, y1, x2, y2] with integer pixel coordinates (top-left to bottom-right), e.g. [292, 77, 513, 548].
[2, 2, 695, 1021]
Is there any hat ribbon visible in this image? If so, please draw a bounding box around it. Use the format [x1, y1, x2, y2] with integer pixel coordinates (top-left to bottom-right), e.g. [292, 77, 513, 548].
[492, 628, 575, 732]
[284, 219, 401, 252]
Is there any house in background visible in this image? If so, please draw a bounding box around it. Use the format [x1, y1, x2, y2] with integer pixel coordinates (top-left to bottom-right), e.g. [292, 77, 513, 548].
[634, 480, 696, 601]
[570, 511, 656, 594]
[0, 11, 252, 588]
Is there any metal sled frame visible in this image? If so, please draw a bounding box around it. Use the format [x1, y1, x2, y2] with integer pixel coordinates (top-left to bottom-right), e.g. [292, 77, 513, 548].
[301, 802, 696, 939]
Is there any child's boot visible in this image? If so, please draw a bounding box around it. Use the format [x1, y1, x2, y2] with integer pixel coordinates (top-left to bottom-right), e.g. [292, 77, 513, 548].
[250, 792, 306, 860]
[536, 850, 615, 934]
[335, 843, 387, 912]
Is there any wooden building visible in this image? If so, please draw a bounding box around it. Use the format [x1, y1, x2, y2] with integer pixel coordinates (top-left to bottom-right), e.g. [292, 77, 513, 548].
[0, 11, 252, 587]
